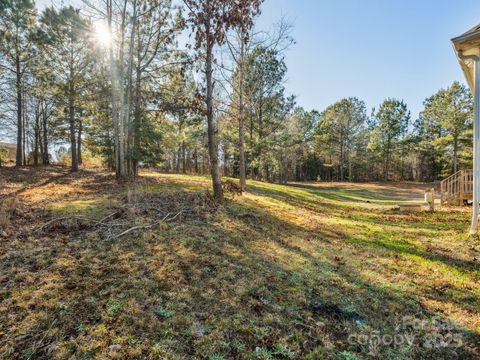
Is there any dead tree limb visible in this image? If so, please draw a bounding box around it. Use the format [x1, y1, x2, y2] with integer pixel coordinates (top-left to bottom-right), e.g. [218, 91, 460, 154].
[109, 211, 182, 240]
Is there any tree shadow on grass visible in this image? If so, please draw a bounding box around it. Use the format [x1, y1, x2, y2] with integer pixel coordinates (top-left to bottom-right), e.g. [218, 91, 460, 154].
[1, 187, 479, 359]
[247, 182, 478, 279]
[340, 227, 479, 276]
[0, 166, 118, 200]
[251, 182, 413, 205]
[0, 166, 71, 196]
[289, 182, 432, 201]
[211, 202, 479, 358]
[214, 202, 480, 357]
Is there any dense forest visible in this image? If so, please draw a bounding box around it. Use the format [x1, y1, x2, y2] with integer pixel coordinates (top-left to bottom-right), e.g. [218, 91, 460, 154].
[0, 0, 474, 200]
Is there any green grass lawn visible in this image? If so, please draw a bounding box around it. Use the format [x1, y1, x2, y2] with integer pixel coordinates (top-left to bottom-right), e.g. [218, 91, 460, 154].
[0, 168, 479, 359]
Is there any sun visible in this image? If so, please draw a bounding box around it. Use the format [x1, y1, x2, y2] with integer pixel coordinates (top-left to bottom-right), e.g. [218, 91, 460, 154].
[93, 21, 112, 47]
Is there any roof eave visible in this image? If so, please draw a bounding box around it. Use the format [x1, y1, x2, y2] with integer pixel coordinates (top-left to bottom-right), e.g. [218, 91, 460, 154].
[451, 35, 480, 93]
[451, 29, 480, 46]
[451, 42, 475, 91]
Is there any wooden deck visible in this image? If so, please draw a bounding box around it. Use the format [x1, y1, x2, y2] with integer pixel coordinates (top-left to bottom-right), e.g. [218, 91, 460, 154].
[440, 169, 473, 206]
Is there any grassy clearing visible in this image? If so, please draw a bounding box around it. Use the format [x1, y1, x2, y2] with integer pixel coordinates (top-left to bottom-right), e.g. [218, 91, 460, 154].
[49, 197, 118, 220]
[0, 167, 479, 359]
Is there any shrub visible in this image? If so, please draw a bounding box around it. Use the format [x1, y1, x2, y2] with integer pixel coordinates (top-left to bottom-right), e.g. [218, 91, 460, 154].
[0, 196, 18, 229]
[0, 148, 8, 167]
[56, 149, 105, 168]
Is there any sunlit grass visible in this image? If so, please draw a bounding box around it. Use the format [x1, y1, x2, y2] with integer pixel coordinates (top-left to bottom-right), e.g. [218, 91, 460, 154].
[1, 168, 479, 359]
[49, 196, 117, 220]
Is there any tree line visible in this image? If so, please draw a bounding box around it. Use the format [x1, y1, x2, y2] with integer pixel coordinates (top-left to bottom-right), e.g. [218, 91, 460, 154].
[0, 0, 473, 201]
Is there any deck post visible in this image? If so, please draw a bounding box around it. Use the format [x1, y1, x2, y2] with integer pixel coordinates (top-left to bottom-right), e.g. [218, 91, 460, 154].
[460, 170, 464, 205]
[433, 188, 436, 211]
[470, 57, 480, 234]
[440, 181, 444, 206]
[430, 188, 435, 212]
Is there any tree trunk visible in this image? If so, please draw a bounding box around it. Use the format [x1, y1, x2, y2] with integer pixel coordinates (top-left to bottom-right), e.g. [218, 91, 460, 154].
[77, 118, 82, 166]
[176, 120, 183, 173]
[33, 104, 40, 166]
[33, 130, 38, 166]
[339, 134, 344, 181]
[117, 5, 127, 178]
[194, 147, 198, 173]
[384, 137, 392, 182]
[176, 148, 181, 173]
[22, 93, 26, 165]
[223, 147, 228, 176]
[330, 154, 333, 181]
[279, 150, 285, 184]
[206, 38, 223, 201]
[132, 63, 142, 175]
[121, 0, 137, 177]
[347, 139, 352, 181]
[69, 86, 78, 172]
[123, 29, 136, 177]
[238, 36, 246, 189]
[258, 93, 268, 181]
[108, 0, 121, 178]
[384, 151, 390, 182]
[38, 125, 44, 163]
[182, 140, 186, 174]
[15, 55, 22, 167]
[453, 136, 458, 174]
[42, 102, 49, 165]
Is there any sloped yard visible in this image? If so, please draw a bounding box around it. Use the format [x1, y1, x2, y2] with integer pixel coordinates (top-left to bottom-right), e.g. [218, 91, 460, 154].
[0, 167, 479, 359]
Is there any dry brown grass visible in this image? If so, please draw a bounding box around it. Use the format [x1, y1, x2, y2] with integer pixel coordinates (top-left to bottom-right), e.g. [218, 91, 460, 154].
[0, 196, 18, 229]
[0, 166, 478, 359]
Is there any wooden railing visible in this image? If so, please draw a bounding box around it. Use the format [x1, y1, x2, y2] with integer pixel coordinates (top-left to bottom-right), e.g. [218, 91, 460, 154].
[440, 169, 473, 206]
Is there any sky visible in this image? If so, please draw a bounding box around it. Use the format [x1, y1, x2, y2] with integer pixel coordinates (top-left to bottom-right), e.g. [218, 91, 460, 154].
[257, 0, 480, 119]
[26, 0, 480, 121]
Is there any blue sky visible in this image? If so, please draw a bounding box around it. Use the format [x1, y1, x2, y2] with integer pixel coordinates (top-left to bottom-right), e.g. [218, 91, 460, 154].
[258, 0, 480, 119]
[31, 0, 480, 120]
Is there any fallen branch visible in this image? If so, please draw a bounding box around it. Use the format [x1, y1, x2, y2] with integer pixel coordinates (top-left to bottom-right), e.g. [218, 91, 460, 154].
[36, 216, 102, 233]
[34, 191, 208, 239]
[98, 211, 119, 224]
[109, 211, 183, 240]
[37, 214, 126, 234]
